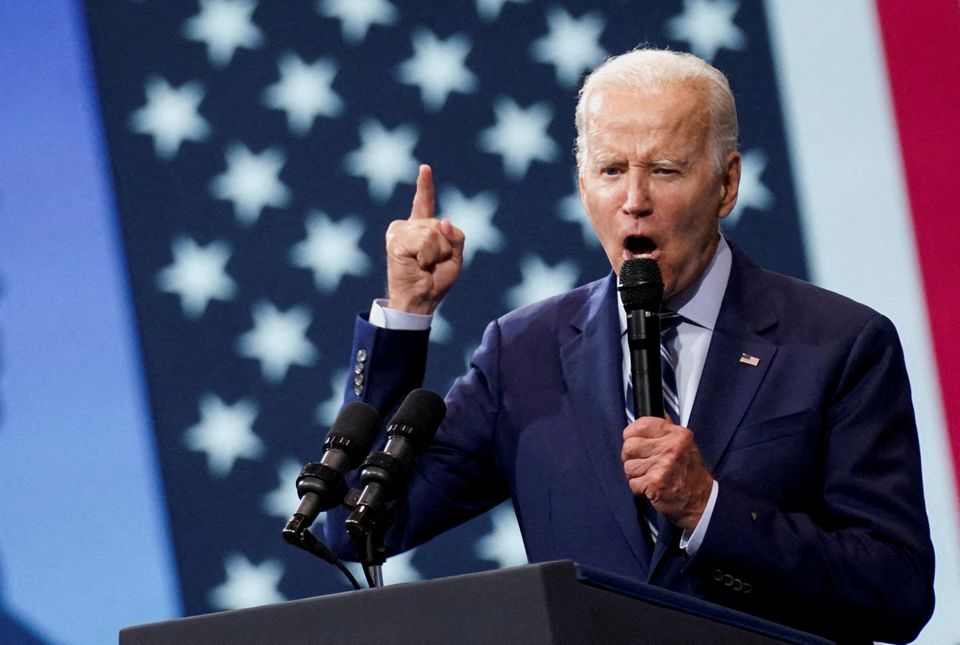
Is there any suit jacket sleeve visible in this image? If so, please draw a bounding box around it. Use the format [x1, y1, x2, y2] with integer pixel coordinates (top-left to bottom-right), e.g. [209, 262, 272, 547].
[324, 312, 510, 557]
[322, 313, 429, 557]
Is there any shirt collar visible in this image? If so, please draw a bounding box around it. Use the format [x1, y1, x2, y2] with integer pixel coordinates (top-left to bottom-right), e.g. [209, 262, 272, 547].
[616, 235, 732, 334]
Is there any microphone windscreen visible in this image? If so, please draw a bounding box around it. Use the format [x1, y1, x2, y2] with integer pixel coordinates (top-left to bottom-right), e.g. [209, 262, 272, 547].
[389, 389, 447, 450]
[619, 258, 664, 310]
[327, 401, 382, 465]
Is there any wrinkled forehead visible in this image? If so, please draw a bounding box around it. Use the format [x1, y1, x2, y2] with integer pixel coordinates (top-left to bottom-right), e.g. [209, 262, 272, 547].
[580, 84, 711, 156]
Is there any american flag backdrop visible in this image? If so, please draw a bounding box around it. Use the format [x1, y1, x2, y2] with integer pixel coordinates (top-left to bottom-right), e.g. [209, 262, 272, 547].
[85, 0, 812, 614]
[0, 1, 958, 644]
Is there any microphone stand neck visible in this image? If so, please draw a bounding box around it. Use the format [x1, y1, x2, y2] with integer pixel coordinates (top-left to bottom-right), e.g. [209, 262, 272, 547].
[365, 564, 384, 588]
[345, 492, 391, 588]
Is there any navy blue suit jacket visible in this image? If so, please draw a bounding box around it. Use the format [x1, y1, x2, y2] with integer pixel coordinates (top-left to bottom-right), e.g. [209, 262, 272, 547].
[328, 246, 934, 643]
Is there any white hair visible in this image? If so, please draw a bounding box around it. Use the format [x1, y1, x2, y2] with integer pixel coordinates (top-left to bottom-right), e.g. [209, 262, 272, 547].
[575, 47, 739, 173]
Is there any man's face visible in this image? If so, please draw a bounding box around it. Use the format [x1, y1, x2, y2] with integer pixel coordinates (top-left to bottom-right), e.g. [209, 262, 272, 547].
[578, 82, 740, 300]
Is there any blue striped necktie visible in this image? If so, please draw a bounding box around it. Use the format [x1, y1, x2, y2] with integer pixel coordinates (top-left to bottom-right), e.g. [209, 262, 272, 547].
[659, 310, 683, 423]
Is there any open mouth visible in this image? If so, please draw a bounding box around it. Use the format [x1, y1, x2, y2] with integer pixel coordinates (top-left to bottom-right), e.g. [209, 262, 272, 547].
[625, 235, 657, 256]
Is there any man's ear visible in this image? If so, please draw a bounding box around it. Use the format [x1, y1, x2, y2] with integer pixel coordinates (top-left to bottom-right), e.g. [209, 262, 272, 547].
[717, 151, 741, 220]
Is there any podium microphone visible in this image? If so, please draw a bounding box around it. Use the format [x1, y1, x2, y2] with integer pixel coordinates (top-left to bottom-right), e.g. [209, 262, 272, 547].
[283, 401, 381, 541]
[346, 389, 446, 585]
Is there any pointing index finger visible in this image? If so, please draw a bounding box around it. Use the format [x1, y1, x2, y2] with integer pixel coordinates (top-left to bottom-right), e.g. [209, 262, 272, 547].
[409, 164, 435, 220]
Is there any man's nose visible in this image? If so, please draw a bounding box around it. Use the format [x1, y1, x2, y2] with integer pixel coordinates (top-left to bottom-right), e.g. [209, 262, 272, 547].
[623, 172, 652, 217]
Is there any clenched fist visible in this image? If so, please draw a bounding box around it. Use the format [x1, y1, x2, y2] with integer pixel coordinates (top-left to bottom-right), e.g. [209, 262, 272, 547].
[621, 415, 714, 532]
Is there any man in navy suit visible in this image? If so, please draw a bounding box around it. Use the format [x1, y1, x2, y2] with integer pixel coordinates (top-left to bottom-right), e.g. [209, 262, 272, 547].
[327, 48, 934, 643]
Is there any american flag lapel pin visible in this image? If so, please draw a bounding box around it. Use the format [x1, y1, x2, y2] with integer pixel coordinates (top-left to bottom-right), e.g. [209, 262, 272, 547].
[739, 353, 760, 367]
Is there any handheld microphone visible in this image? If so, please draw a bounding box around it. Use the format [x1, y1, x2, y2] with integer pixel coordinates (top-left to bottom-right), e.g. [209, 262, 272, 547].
[345, 389, 446, 537]
[619, 257, 664, 418]
[282, 401, 381, 540]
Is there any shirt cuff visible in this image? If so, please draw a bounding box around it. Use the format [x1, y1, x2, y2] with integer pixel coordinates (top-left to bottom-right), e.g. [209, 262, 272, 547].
[369, 298, 433, 331]
[679, 479, 719, 556]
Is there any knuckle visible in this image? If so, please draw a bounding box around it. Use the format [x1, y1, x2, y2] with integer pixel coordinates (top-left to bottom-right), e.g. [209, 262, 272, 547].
[419, 223, 441, 242]
[646, 472, 663, 491]
[663, 443, 680, 462]
[644, 486, 660, 504]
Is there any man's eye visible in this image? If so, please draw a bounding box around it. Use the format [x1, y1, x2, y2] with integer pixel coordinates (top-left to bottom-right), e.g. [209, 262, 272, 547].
[654, 167, 679, 175]
[601, 167, 621, 176]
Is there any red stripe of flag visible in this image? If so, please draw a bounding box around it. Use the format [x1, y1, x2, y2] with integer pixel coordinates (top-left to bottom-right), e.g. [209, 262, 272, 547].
[874, 0, 960, 501]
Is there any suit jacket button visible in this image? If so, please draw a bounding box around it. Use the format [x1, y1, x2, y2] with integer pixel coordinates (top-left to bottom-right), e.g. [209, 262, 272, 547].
[356, 349, 368, 363]
[733, 579, 743, 592]
[742, 583, 753, 594]
[354, 374, 364, 386]
[353, 385, 363, 395]
[712, 569, 723, 582]
[723, 574, 734, 587]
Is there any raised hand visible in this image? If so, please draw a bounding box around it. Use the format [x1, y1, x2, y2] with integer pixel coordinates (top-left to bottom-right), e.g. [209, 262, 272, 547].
[385, 164, 465, 314]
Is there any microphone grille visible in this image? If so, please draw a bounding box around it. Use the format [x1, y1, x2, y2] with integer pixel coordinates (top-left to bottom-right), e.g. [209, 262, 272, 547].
[327, 401, 382, 465]
[618, 258, 663, 310]
[389, 389, 447, 451]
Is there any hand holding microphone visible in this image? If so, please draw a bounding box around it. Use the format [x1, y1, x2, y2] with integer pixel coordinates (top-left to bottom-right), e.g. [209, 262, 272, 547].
[618, 257, 712, 531]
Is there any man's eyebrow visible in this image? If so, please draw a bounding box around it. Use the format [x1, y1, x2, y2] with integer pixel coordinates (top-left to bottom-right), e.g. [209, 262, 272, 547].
[590, 154, 623, 167]
[644, 157, 690, 168]
[589, 156, 690, 169]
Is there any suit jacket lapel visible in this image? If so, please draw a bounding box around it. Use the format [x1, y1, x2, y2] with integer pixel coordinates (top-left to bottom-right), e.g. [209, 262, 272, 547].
[560, 274, 654, 570]
[687, 247, 778, 472]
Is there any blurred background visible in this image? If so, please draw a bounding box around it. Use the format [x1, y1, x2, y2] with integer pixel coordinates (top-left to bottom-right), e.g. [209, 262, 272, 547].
[1, 0, 957, 642]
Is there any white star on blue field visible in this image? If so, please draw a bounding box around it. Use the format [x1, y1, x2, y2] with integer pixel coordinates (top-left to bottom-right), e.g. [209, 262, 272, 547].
[182, 0, 264, 67]
[130, 77, 210, 159]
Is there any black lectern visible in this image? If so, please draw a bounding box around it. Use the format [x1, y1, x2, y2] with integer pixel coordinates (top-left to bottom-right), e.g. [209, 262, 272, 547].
[119, 561, 832, 644]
